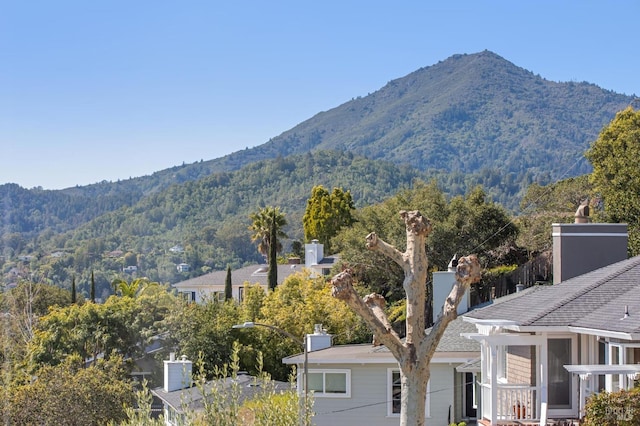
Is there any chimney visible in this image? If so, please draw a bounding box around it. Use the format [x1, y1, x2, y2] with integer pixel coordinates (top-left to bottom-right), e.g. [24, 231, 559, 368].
[305, 239, 323, 267]
[306, 323, 332, 352]
[164, 354, 192, 392]
[432, 254, 469, 323]
[552, 202, 628, 284]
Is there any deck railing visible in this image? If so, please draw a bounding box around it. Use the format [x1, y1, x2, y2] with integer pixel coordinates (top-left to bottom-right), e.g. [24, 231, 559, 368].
[481, 383, 539, 423]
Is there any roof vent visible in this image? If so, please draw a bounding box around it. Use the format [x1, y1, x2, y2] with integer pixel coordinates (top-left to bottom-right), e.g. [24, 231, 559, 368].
[574, 200, 591, 223]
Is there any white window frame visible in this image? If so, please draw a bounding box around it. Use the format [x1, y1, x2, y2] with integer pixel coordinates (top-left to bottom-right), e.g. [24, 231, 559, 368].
[386, 368, 430, 418]
[307, 369, 351, 398]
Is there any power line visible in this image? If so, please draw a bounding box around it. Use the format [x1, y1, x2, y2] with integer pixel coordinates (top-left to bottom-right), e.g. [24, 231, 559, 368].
[314, 379, 475, 416]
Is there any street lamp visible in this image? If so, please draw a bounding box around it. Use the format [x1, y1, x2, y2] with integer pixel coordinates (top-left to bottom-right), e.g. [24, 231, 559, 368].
[232, 321, 309, 424]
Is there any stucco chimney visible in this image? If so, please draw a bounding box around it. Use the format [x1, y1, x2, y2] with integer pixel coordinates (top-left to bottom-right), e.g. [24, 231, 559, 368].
[552, 202, 627, 283]
[433, 254, 469, 323]
[306, 323, 332, 352]
[164, 354, 192, 392]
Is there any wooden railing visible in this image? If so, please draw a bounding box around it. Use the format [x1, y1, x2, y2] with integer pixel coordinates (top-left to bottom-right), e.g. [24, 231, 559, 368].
[481, 383, 539, 423]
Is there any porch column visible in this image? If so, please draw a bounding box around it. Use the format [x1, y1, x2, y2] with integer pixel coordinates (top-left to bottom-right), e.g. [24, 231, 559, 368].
[578, 373, 590, 417]
[606, 343, 613, 391]
[490, 344, 498, 425]
[539, 337, 548, 426]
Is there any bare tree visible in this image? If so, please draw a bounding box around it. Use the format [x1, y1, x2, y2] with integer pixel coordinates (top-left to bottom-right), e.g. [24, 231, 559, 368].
[331, 210, 481, 426]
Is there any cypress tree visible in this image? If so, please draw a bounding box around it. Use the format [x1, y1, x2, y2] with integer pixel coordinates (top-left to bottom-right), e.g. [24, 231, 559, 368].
[71, 276, 77, 304]
[268, 217, 278, 291]
[90, 270, 95, 303]
[224, 265, 233, 301]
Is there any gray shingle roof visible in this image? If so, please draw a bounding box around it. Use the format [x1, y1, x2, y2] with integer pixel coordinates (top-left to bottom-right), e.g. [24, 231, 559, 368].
[152, 373, 291, 413]
[173, 264, 304, 289]
[283, 316, 480, 365]
[466, 255, 640, 335]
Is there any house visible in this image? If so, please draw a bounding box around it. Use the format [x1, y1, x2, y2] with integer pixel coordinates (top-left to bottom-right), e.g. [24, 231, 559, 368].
[123, 265, 138, 273]
[463, 213, 636, 425]
[169, 245, 184, 253]
[282, 265, 481, 426]
[172, 263, 303, 303]
[176, 263, 190, 273]
[172, 241, 338, 303]
[151, 354, 291, 426]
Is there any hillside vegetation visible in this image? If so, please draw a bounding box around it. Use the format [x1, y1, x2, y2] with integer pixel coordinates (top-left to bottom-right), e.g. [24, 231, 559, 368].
[1, 50, 636, 293]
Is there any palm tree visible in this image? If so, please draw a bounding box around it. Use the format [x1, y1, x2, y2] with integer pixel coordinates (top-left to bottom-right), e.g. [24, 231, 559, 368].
[111, 278, 154, 298]
[249, 206, 287, 290]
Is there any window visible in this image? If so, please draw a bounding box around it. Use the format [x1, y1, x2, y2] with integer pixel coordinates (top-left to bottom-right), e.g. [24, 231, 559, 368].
[387, 369, 430, 417]
[548, 338, 572, 409]
[307, 369, 350, 397]
[238, 287, 245, 303]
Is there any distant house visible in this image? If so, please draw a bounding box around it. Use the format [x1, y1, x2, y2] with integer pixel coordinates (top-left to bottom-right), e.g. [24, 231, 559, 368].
[173, 263, 303, 303]
[169, 245, 184, 253]
[176, 263, 190, 273]
[123, 265, 138, 273]
[107, 250, 124, 258]
[172, 241, 338, 303]
[151, 354, 291, 426]
[18, 255, 34, 262]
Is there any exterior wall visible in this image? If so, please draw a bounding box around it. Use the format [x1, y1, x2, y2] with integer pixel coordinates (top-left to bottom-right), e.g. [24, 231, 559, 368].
[175, 284, 267, 303]
[552, 223, 628, 284]
[507, 345, 535, 385]
[308, 363, 454, 426]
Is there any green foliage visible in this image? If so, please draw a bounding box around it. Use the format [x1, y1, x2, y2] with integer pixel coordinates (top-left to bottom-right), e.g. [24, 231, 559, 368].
[29, 289, 175, 369]
[303, 185, 355, 253]
[164, 299, 241, 378]
[333, 181, 517, 305]
[118, 379, 165, 426]
[583, 387, 640, 426]
[247, 271, 370, 380]
[517, 175, 595, 254]
[5, 355, 133, 426]
[586, 107, 640, 255]
[183, 343, 309, 426]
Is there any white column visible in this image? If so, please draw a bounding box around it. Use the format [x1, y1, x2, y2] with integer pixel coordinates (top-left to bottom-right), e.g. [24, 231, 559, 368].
[539, 337, 548, 426]
[490, 344, 498, 425]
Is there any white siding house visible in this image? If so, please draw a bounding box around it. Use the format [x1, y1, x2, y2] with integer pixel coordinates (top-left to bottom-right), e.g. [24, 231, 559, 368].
[283, 314, 480, 425]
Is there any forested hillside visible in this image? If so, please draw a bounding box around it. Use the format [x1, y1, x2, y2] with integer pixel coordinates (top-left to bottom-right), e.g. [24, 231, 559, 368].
[2, 50, 636, 294]
[1, 151, 424, 295]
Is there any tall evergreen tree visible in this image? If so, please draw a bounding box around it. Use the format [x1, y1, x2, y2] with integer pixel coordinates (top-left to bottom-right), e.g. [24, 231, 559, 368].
[268, 218, 278, 291]
[303, 185, 355, 253]
[224, 265, 232, 301]
[71, 276, 76, 304]
[90, 270, 95, 303]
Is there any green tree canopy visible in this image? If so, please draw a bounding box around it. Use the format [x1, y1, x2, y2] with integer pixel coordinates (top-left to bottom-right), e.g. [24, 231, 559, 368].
[302, 185, 355, 253]
[333, 181, 517, 304]
[5, 355, 133, 426]
[585, 106, 640, 255]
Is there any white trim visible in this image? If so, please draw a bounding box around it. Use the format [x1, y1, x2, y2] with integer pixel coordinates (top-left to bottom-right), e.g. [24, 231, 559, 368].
[568, 326, 639, 340]
[307, 369, 351, 398]
[386, 368, 430, 418]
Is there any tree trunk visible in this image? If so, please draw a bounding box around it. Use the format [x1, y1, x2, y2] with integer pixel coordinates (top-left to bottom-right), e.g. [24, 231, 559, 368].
[331, 210, 481, 426]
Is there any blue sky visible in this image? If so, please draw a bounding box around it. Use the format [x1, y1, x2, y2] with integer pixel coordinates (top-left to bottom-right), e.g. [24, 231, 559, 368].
[2, 0, 639, 190]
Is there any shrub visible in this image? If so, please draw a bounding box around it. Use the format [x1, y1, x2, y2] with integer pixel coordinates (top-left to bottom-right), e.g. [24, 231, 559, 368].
[583, 387, 640, 426]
